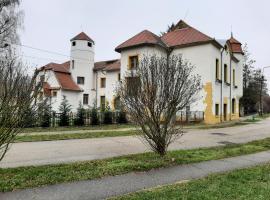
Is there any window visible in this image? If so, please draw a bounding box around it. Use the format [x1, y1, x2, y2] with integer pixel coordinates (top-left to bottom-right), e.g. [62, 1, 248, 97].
[72, 41, 76, 46]
[83, 94, 89, 105]
[52, 91, 57, 97]
[100, 96, 105, 111]
[100, 78, 106, 88]
[128, 55, 139, 70]
[40, 75, 45, 82]
[233, 69, 236, 86]
[118, 73, 121, 81]
[232, 98, 236, 114]
[72, 60, 75, 69]
[77, 77, 85, 84]
[88, 42, 92, 47]
[224, 64, 228, 83]
[215, 104, 219, 116]
[215, 59, 219, 80]
[114, 96, 121, 110]
[126, 77, 141, 96]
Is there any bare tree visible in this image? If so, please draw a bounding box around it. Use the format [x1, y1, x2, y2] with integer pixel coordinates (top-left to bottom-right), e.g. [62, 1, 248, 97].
[0, 0, 41, 162]
[117, 55, 201, 156]
[0, 51, 40, 161]
[0, 0, 22, 50]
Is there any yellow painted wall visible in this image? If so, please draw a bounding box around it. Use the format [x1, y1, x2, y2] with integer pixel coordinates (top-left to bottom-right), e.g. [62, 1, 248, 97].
[231, 103, 240, 120]
[203, 82, 220, 124]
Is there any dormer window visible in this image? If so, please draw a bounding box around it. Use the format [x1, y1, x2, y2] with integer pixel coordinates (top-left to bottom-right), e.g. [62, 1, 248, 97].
[72, 41, 76, 46]
[88, 42, 92, 47]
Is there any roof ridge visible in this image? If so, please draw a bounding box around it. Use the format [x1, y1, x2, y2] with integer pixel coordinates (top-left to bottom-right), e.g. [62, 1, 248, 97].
[95, 59, 119, 64]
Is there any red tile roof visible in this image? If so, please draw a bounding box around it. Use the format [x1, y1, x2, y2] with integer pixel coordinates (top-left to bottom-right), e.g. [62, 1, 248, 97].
[115, 30, 167, 52]
[39, 61, 70, 73]
[161, 26, 214, 48]
[227, 36, 243, 54]
[43, 82, 52, 97]
[115, 20, 223, 52]
[70, 32, 94, 43]
[38, 61, 81, 92]
[105, 60, 121, 71]
[54, 72, 82, 91]
[94, 59, 120, 71]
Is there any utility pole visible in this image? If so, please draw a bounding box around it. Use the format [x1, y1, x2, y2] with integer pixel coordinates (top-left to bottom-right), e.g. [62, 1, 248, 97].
[260, 66, 270, 116]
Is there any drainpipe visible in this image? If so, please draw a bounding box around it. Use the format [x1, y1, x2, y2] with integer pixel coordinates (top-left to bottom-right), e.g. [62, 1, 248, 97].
[229, 52, 232, 121]
[220, 47, 225, 122]
[95, 71, 98, 107]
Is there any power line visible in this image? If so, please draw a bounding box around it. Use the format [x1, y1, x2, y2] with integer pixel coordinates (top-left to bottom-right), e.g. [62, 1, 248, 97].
[18, 54, 91, 65]
[12, 43, 92, 62]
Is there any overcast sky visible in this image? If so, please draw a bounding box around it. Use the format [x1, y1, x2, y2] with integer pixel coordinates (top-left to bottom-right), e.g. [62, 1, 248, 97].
[20, 0, 270, 90]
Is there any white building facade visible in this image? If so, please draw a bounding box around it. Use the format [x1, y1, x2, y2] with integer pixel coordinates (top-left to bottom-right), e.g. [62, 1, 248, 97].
[37, 20, 244, 124]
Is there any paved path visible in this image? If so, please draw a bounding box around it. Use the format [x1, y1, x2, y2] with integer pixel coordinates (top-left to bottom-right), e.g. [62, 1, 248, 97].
[1, 150, 270, 200]
[1, 118, 270, 168]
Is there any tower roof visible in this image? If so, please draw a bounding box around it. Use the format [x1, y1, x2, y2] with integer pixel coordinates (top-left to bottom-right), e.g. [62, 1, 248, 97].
[70, 32, 94, 43]
[227, 35, 243, 54]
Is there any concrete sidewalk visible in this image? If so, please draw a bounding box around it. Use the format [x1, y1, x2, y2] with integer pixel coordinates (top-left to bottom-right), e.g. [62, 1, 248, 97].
[1, 150, 270, 200]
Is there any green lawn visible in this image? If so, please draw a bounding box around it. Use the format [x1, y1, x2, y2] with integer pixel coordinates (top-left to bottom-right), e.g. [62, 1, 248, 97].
[188, 121, 252, 130]
[112, 163, 270, 200]
[1, 137, 270, 192]
[15, 130, 139, 142]
[22, 124, 134, 133]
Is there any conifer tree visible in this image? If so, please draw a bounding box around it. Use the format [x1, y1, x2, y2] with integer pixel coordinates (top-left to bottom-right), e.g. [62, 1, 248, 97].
[59, 96, 72, 126]
[91, 102, 99, 125]
[74, 102, 85, 126]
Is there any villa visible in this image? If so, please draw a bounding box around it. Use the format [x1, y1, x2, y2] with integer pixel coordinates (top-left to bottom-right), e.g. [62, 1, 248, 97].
[37, 20, 244, 124]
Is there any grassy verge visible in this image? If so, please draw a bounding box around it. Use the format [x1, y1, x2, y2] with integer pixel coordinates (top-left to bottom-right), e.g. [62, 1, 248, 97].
[22, 124, 134, 133]
[15, 130, 139, 142]
[188, 121, 252, 130]
[1, 138, 270, 192]
[112, 163, 270, 200]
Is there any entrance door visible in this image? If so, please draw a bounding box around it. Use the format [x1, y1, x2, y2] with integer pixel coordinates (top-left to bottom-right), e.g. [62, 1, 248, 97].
[223, 104, 227, 121]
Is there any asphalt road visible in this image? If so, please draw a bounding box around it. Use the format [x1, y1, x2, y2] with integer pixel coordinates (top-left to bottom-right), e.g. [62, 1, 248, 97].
[1, 118, 270, 168]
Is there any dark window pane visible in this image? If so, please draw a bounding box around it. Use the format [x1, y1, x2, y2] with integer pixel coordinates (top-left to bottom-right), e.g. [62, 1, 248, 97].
[83, 94, 89, 105]
[77, 77, 85, 84]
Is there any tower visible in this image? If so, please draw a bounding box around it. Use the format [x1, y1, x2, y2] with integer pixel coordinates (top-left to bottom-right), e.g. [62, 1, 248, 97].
[70, 32, 95, 106]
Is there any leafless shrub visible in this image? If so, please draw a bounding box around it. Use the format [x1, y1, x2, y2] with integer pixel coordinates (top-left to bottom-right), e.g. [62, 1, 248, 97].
[117, 55, 201, 156]
[0, 51, 41, 161]
[0, 0, 41, 162]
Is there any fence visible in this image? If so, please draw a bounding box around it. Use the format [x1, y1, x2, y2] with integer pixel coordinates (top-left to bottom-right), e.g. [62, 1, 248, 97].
[175, 111, 204, 124]
[35, 110, 204, 127]
[45, 111, 126, 127]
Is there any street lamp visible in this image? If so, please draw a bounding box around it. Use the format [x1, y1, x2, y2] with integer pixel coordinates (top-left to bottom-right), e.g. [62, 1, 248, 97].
[260, 66, 270, 116]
